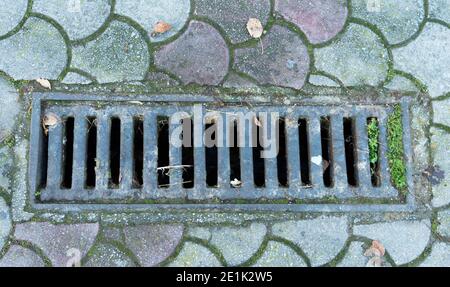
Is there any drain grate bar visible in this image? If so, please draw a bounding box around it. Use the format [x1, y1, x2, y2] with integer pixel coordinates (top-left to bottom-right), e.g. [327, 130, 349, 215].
[32, 99, 409, 204]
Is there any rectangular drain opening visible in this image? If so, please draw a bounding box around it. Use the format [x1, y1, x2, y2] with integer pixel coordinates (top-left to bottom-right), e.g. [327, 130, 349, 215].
[29, 93, 418, 213]
[320, 116, 333, 188]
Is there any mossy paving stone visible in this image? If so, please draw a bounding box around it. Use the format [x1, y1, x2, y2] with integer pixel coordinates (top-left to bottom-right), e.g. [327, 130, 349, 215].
[0, 0, 28, 37]
[0, 245, 45, 267]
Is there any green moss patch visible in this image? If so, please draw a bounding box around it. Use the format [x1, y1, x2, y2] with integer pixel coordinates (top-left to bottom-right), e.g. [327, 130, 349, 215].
[387, 104, 407, 192]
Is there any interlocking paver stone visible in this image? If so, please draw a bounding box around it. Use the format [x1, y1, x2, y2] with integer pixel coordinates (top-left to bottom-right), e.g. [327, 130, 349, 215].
[429, 0, 450, 23]
[155, 21, 229, 85]
[337, 242, 368, 267]
[419, 242, 450, 267]
[385, 75, 419, 92]
[11, 140, 33, 222]
[116, 0, 191, 42]
[253, 241, 307, 267]
[101, 227, 124, 243]
[123, 224, 183, 267]
[353, 220, 430, 265]
[234, 25, 310, 89]
[437, 210, 450, 238]
[195, 0, 271, 44]
[0, 147, 13, 192]
[84, 243, 136, 267]
[272, 216, 348, 266]
[0, 0, 28, 37]
[432, 99, 450, 127]
[314, 23, 389, 86]
[62, 72, 93, 85]
[0, 245, 45, 267]
[0, 76, 20, 143]
[168, 242, 222, 267]
[33, 0, 111, 41]
[223, 73, 259, 88]
[430, 128, 450, 207]
[14, 222, 99, 267]
[187, 227, 212, 241]
[72, 21, 149, 83]
[393, 22, 450, 98]
[0, 197, 11, 252]
[308, 74, 339, 87]
[352, 0, 424, 45]
[209, 223, 266, 266]
[0, 17, 67, 80]
[275, 0, 348, 44]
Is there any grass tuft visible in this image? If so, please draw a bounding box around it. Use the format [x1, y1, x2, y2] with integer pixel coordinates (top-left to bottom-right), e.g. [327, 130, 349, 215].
[387, 104, 407, 192]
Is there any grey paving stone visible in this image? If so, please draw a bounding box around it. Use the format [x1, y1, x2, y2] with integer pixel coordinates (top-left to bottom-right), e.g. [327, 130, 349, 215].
[0, 245, 44, 267]
[62, 72, 92, 85]
[274, 0, 348, 44]
[115, 0, 191, 43]
[0, 0, 28, 37]
[14, 222, 99, 267]
[223, 73, 258, 88]
[384, 75, 419, 92]
[101, 227, 124, 242]
[168, 242, 222, 267]
[432, 99, 450, 127]
[437, 210, 450, 238]
[234, 25, 310, 89]
[430, 128, 450, 207]
[33, 0, 111, 41]
[272, 216, 348, 266]
[353, 220, 431, 265]
[0, 197, 11, 252]
[0, 17, 67, 80]
[187, 226, 212, 241]
[337, 242, 368, 267]
[352, 0, 424, 45]
[393, 22, 450, 98]
[11, 140, 33, 222]
[155, 21, 229, 85]
[72, 20, 149, 83]
[84, 243, 136, 267]
[0, 147, 13, 192]
[195, 0, 271, 44]
[0, 76, 20, 142]
[253, 241, 307, 267]
[146, 72, 181, 87]
[308, 74, 340, 87]
[123, 224, 183, 267]
[209, 223, 266, 266]
[419, 242, 450, 267]
[429, 0, 450, 23]
[314, 23, 389, 86]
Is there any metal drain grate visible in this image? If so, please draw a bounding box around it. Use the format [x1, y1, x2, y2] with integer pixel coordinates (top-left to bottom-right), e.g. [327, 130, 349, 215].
[28, 93, 415, 212]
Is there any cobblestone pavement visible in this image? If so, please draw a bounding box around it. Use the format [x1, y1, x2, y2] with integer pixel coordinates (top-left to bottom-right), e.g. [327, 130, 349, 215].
[0, 0, 449, 267]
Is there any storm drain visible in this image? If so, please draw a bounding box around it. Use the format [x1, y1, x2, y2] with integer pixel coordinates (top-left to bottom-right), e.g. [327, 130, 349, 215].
[28, 93, 415, 212]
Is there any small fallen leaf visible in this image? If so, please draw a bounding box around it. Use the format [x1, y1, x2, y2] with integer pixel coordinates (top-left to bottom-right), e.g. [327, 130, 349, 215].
[42, 113, 60, 135]
[364, 240, 385, 257]
[231, 178, 242, 187]
[247, 18, 263, 38]
[366, 256, 383, 267]
[36, 78, 51, 89]
[152, 21, 172, 36]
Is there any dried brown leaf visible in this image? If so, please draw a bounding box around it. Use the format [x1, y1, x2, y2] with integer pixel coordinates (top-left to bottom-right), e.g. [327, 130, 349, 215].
[246, 18, 263, 38]
[366, 256, 383, 267]
[42, 113, 60, 135]
[152, 21, 172, 36]
[36, 78, 51, 89]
